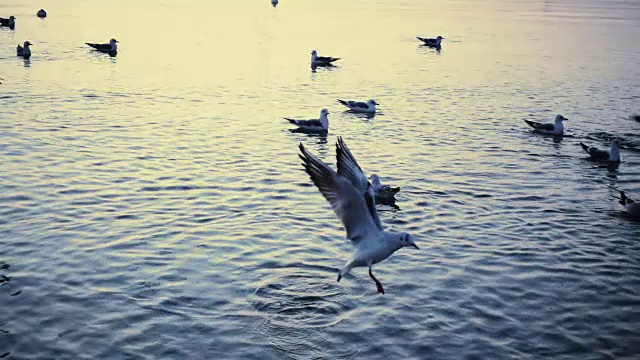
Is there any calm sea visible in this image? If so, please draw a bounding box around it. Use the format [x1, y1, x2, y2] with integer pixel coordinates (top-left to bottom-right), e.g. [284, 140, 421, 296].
[1, 0, 639, 358]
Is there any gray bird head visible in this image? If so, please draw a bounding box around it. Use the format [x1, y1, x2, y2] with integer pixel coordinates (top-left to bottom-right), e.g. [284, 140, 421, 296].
[399, 233, 419, 249]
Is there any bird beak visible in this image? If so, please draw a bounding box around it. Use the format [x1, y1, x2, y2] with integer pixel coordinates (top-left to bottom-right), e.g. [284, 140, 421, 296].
[412, 243, 419, 250]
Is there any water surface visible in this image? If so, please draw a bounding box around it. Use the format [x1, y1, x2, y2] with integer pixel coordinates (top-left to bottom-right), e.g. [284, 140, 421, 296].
[1, 0, 640, 358]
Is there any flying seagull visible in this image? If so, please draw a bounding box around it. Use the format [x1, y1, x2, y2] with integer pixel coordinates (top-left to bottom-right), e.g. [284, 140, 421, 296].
[298, 137, 418, 294]
[311, 50, 340, 67]
[285, 108, 329, 132]
[86, 39, 118, 56]
[0, 16, 15, 29]
[16, 41, 32, 60]
[580, 139, 621, 169]
[371, 174, 400, 203]
[417, 36, 444, 48]
[524, 114, 567, 136]
[337, 99, 378, 114]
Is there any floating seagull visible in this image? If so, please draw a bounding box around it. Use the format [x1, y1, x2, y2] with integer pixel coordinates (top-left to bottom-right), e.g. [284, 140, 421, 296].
[271, 0, 278, 7]
[311, 50, 340, 67]
[298, 137, 418, 294]
[16, 41, 32, 60]
[417, 36, 444, 48]
[285, 108, 329, 132]
[86, 39, 118, 56]
[37, 9, 47, 18]
[0, 16, 15, 29]
[371, 174, 400, 203]
[618, 191, 640, 217]
[337, 99, 378, 114]
[580, 139, 621, 168]
[524, 114, 567, 136]
[633, 114, 640, 123]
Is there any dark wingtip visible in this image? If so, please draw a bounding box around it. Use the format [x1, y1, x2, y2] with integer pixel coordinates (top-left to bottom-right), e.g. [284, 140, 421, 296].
[580, 143, 589, 152]
[620, 191, 627, 205]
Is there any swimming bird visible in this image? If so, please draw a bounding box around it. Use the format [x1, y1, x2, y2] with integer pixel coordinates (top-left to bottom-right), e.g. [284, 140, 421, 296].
[16, 41, 32, 60]
[337, 99, 378, 114]
[298, 137, 418, 294]
[311, 50, 340, 67]
[271, 0, 278, 7]
[371, 174, 400, 203]
[285, 108, 329, 132]
[618, 191, 640, 217]
[524, 114, 567, 136]
[0, 16, 15, 29]
[417, 36, 444, 48]
[633, 114, 640, 123]
[37, 9, 47, 18]
[580, 139, 621, 167]
[86, 39, 118, 56]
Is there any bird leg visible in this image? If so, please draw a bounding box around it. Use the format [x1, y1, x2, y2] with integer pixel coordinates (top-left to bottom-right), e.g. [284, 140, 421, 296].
[369, 267, 385, 295]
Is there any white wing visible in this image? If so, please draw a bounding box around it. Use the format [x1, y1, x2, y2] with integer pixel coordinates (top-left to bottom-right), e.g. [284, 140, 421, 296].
[335, 137, 384, 231]
[299, 143, 382, 244]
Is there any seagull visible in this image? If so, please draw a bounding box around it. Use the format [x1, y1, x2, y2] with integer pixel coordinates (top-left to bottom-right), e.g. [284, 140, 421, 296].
[16, 41, 32, 60]
[371, 174, 400, 202]
[618, 191, 640, 217]
[86, 39, 118, 56]
[271, 0, 278, 7]
[311, 50, 340, 67]
[37, 9, 47, 18]
[524, 114, 567, 136]
[633, 114, 640, 123]
[298, 137, 419, 294]
[337, 99, 378, 114]
[580, 139, 621, 166]
[285, 108, 329, 132]
[417, 36, 444, 48]
[0, 16, 16, 29]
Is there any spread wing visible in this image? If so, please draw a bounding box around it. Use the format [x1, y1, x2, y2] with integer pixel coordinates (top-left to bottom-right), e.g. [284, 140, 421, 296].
[299, 144, 381, 244]
[335, 137, 383, 231]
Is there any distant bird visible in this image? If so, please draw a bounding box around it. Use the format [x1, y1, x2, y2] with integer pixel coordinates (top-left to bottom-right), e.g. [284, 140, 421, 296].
[417, 36, 444, 48]
[337, 99, 378, 114]
[580, 139, 621, 166]
[371, 174, 400, 202]
[298, 137, 418, 294]
[285, 108, 329, 132]
[0, 16, 16, 29]
[633, 114, 640, 123]
[37, 9, 47, 18]
[86, 39, 118, 56]
[618, 191, 640, 217]
[16, 41, 32, 60]
[311, 50, 340, 67]
[524, 114, 567, 136]
[271, 0, 278, 7]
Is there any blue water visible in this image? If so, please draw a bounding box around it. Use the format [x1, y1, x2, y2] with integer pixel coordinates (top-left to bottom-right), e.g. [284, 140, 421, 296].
[1, 0, 640, 358]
